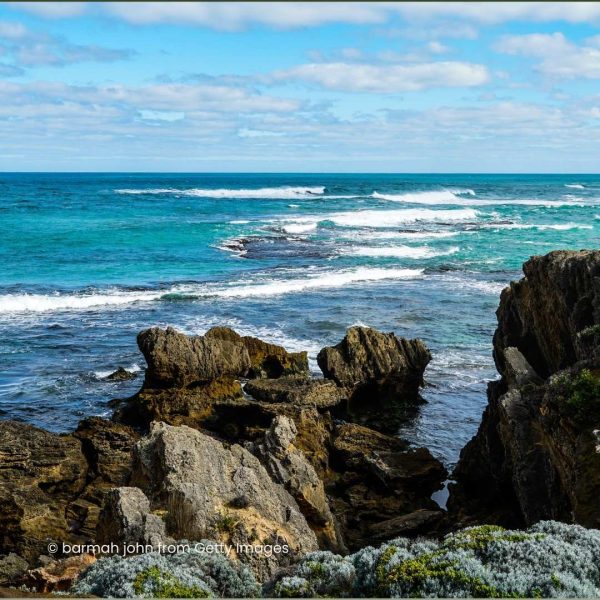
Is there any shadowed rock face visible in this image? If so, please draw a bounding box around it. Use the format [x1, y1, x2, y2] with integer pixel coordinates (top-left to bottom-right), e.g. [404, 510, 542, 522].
[451, 250, 600, 529]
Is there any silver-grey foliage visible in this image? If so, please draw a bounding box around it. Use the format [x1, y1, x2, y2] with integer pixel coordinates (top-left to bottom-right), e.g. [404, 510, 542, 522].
[72, 542, 260, 598]
[274, 521, 600, 598]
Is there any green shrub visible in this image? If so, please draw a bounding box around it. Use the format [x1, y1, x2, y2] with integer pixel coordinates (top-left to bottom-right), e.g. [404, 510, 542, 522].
[559, 369, 600, 424]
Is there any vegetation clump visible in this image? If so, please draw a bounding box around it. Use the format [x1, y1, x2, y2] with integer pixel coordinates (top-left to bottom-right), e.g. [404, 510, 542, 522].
[555, 368, 600, 424]
[274, 521, 600, 598]
[73, 541, 260, 598]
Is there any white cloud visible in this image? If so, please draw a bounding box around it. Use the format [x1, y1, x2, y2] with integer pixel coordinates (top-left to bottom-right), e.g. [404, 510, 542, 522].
[8, 2, 600, 29]
[496, 32, 600, 79]
[0, 19, 133, 68]
[273, 61, 490, 92]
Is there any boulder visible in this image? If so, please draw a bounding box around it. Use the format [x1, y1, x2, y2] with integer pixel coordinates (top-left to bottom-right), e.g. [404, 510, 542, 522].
[0, 554, 28, 586]
[244, 377, 343, 409]
[0, 421, 88, 561]
[96, 487, 165, 548]
[205, 327, 309, 378]
[105, 367, 137, 381]
[317, 326, 431, 432]
[248, 416, 345, 553]
[137, 326, 251, 389]
[131, 422, 318, 581]
[451, 251, 600, 529]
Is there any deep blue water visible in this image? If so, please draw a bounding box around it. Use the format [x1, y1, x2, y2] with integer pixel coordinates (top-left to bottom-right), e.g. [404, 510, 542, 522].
[1, 173, 599, 466]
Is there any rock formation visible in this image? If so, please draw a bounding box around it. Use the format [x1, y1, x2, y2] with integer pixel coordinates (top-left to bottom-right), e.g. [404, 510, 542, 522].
[0, 421, 88, 562]
[317, 326, 431, 432]
[247, 416, 345, 552]
[244, 377, 343, 408]
[131, 422, 318, 581]
[327, 422, 447, 549]
[450, 250, 600, 529]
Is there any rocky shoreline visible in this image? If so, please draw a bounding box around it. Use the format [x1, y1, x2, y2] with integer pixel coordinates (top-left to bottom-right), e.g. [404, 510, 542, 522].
[2, 250, 600, 597]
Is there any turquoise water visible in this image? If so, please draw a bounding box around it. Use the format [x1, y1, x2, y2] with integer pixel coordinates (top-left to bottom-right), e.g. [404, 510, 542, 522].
[1, 173, 598, 466]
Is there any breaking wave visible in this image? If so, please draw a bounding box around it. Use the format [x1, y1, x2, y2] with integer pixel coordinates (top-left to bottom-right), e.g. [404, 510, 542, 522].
[115, 186, 327, 199]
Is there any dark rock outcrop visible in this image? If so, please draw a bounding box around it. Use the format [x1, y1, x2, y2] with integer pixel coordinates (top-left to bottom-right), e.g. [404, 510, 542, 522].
[327, 422, 447, 550]
[105, 367, 137, 381]
[317, 326, 431, 432]
[116, 326, 309, 429]
[451, 250, 600, 529]
[137, 326, 251, 389]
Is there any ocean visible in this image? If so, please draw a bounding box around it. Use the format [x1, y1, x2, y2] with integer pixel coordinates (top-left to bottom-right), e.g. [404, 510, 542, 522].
[1, 173, 598, 467]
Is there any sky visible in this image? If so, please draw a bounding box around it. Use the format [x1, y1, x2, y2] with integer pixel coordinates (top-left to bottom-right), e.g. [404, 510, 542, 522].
[0, 1, 600, 172]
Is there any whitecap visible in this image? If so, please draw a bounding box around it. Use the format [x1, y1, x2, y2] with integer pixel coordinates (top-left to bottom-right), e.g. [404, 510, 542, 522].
[373, 190, 578, 207]
[203, 267, 424, 298]
[281, 222, 318, 234]
[346, 245, 459, 259]
[484, 222, 592, 231]
[0, 290, 164, 314]
[328, 208, 478, 228]
[115, 186, 327, 199]
[565, 183, 585, 189]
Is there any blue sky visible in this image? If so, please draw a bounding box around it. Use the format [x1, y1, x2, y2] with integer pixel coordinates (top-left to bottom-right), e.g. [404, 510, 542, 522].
[1, 2, 600, 172]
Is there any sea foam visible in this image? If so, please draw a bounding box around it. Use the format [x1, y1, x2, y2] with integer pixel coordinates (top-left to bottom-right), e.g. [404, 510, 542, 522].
[347, 245, 459, 259]
[115, 186, 327, 199]
[328, 208, 478, 227]
[373, 190, 580, 207]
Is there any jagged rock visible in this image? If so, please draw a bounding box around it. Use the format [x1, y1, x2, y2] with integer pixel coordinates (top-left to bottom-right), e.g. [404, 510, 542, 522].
[131, 422, 318, 581]
[0, 421, 88, 561]
[0, 554, 28, 586]
[244, 377, 344, 408]
[327, 422, 447, 550]
[451, 251, 600, 529]
[205, 327, 309, 379]
[493, 250, 600, 379]
[96, 487, 165, 547]
[74, 417, 139, 485]
[248, 416, 345, 553]
[105, 367, 137, 381]
[67, 418, 140, 538]
[503, 347, 543, 388]
[137, 326, 251, 389]
[317, 326, 431, 432]
[114, 378, 245, 428]
[23, 554, 96, 593]
[115, 327, 310, 429]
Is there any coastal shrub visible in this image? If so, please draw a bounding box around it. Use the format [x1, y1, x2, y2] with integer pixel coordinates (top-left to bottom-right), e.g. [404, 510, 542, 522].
[73, 541, 260, 598]
[274, 521, 600, 598]
[555, 368, 600, 424]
